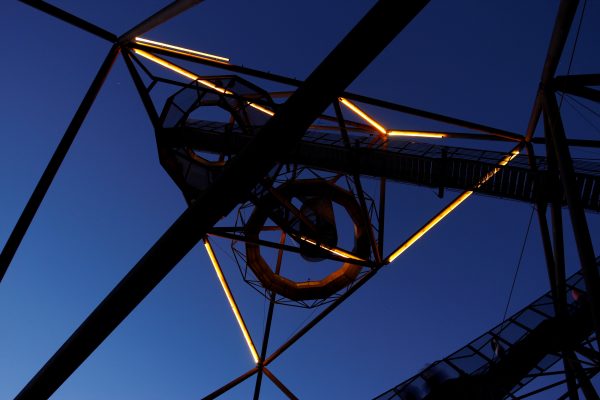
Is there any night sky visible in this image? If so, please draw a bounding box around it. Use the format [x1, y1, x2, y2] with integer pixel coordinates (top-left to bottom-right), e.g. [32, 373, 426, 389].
[2, 1, 600, 399]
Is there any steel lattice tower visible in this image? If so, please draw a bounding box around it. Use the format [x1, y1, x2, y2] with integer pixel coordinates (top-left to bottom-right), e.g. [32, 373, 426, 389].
[2, 1, 600, 398]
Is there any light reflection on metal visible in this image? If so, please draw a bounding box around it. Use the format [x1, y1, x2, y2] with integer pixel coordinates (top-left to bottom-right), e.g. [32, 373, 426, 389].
[297, 235, 366, 262]
[387, 130, 446, 139]
[386, 148, 521, 263]
[339, 97, 387, 135]
[204, 238, 259, 364]
[133, 49, 274, 117]
[135, 37, 230, 63]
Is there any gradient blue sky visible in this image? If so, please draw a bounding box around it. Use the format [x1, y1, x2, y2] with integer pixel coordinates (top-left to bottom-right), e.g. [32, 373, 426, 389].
[2, 1, 600, 399]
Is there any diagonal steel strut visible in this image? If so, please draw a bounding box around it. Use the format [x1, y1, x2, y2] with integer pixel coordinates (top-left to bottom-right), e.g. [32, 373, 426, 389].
[14, 1, 429, 398]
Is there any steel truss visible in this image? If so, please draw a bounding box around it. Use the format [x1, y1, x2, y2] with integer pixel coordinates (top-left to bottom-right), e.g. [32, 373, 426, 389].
[2, 0, 599, 399]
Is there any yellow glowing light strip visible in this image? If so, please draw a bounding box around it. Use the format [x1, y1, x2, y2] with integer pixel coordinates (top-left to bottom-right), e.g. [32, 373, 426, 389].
[387, 130, 447, 139]
[385, 147, 521, 263]
[135, 37, 230, 63]
[133, 49, 275, 117]
[339, 97, 387, 135]
[204, 239, 259, 364]
[298, 236, 365, 262]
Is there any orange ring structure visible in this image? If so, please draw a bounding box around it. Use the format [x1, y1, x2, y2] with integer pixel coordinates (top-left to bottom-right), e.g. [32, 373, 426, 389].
[245, 179, 370, 301]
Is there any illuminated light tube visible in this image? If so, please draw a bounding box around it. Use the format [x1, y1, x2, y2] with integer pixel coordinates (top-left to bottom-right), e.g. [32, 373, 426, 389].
[385, 147, 521, 264]
[135, 37, 230, 63]
[133, 49, 275, 118]
[475, 150, 520, 188]
[386, 190, 474, 263]
[204, 239, 260, 364]
[298, 235, 365, 262]
[387, 130, 447, 139]
[248, 102, 275, 116]
[339, 97, 387, 135]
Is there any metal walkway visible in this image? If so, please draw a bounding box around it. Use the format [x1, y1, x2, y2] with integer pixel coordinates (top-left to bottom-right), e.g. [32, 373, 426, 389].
[161, 120, 600, 211]
[372, 266, 597, 400]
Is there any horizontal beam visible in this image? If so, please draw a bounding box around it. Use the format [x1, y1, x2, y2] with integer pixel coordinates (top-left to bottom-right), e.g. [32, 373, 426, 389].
[128, 43, 522, 141]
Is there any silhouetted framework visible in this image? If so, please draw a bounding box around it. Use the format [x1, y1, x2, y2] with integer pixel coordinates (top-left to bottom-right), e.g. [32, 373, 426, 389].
[2, 0, 599, 398]
[374, 262, 600, 400]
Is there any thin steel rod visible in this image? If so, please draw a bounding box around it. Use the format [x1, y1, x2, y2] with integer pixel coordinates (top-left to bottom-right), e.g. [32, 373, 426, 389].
[264, 269, 377, 367]
[207, 230, 372, 267]
[122, 50, 160, 127]
[19, 0, 117, 42]
[15, 2, 428, 397]
[201, 367, 259, 400]
[263, 368, 299, 400]
[253, 233, 285, 400]
[378, 174, 387, 258]
[118, 0, 204, 43]
[0, 45, 120, 284]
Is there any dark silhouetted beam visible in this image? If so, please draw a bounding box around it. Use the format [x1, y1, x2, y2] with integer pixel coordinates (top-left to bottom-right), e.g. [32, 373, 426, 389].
[555, 74, 600, 87]
[525, 0, 580, 141]
[263, 368, 298, 400]
[0, 45, 120, 284]
[543, 90, 600, 350]
[555, 82, 600, 104]
[19, 0, 117, 42]
[15, 2, 429, 398]
[118, 0, 204, 43]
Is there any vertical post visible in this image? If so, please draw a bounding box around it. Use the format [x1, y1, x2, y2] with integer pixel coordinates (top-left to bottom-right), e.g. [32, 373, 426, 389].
[253, 233, 284, 400]
[334, 100, 381, 264]
[0, 45, 120, 283]
[542, 90, 600, 347]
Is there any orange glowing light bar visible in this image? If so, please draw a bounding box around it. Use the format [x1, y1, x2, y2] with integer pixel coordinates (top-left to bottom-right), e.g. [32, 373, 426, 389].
[339, 97, 387, 135]
[475, 150, 520, 188]
[204, 239, 259, 364]
[135, 37, 230, 63]
[385, 147, 521, 263]
[298, 235, 366, 262]
[387, 130, 447, 139]
[133, 49, 276, 118]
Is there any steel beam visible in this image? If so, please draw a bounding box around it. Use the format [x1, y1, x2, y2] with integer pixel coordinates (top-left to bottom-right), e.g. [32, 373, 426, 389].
[19, 0, 117, 42]
[543, 90, 600, 349]
[263, 368, 298, 400]
[128, 43, 522, 141]
[555, 74, 600, 87]
[525, 0, 580, 141]
[0, 45, 120, 284]
[118, 0, 205, 43]
[556, 84, 600, 104]
[14, 2, 429, 398]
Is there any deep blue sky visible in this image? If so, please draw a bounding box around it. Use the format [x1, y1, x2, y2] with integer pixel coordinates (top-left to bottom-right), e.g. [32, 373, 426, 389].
[2, 1, 600, 399]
